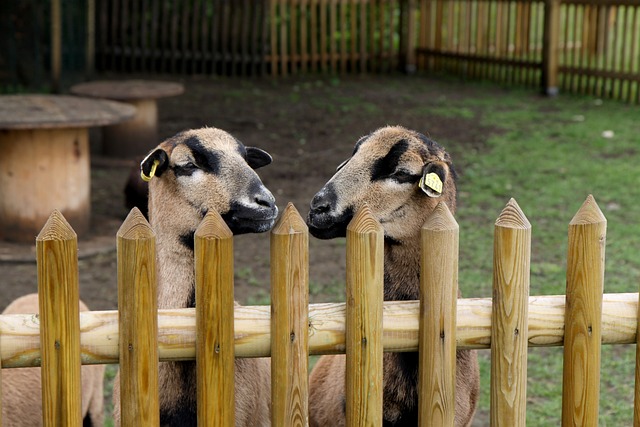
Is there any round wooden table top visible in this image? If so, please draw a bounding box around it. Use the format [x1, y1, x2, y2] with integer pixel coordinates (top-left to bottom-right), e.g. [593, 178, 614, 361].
[70, 79, 185, 101]
[0, 95, 136, 130]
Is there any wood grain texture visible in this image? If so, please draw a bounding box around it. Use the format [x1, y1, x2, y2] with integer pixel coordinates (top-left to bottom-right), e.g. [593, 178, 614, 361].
[116, 208, 159, 426]
[270, 203, 309, 427]
[0, 128, 91, 241]
[1, 293, 638, 367]
[490, 199, 531, 427]
[36, 211, 82, 427]
[562, 195, 606, 427]
[195, 211, 235, 426]
[419, 202, 458, 426]
[345, 206, 384, 426]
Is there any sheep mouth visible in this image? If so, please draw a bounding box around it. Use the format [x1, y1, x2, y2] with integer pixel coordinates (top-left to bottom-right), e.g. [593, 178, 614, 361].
[307, 207, 353, 239]
[222, 204, 278, 235]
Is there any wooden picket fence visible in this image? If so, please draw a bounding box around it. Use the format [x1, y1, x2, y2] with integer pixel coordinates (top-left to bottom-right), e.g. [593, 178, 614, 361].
[1, 195, 640, 425]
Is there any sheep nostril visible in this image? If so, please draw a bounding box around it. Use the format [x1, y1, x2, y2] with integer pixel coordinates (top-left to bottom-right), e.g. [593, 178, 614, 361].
[310, 195, 330, 214]
[255, 193, 275, 208]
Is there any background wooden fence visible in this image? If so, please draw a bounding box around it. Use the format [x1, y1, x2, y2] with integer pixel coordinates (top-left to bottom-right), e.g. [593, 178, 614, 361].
[1, 195, 639, 425]
[90, 0, 640, 103]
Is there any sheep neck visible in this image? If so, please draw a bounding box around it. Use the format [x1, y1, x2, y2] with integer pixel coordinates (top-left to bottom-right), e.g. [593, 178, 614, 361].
[383, 232, 421, 301]
[155, 229, 197, 310]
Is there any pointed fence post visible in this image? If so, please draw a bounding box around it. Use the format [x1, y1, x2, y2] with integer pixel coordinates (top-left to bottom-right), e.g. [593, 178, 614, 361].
[562, 195, 606, 426]
[419, 202, 458, 426]
[117, 208, 159, 426]
[346, 205, 384, 426]
[36, 210, 82, 426]
[195, 211, 235, 427]
[490, 199, 531, 426]
[270, 203, 309, 426]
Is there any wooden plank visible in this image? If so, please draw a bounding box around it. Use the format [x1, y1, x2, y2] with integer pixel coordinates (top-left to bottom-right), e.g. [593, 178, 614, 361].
[212, 0, 222, 74]
[281, 0, 289, 76]
[345, 206, 383, 426]
[3, 292, 640, 367]
[51, 0, 61, 92]
[360, 0, 367, 72]
[260, 0, 270, 75]
[191, 0, 202, 73]
[37, 211, 82, 426]
[270, 204, 309, 427]
[321, 0, 329, 72]
[310, 0, 318, 71]
[199, 0, 209, 74]
[221, 0, 231, 74]
[542, 0, 561, 95]
[300, 0, 309, 72]
[195, 212, 235, 426]
[151, 0, 160, 71]
[271, 0, 279, 75]
[419, 202, 459, 427]
[561, 195, 606, 427]
[350, 0, 357, 72]
[340, 0, 347, 72]
[490, 199, 531, 427]
[330, 0, 337, 72]
[229, 1, 241, 76]
[291, 0, 298, 74]
[117, 208, 159, 426]
[86, 0, 95, 76]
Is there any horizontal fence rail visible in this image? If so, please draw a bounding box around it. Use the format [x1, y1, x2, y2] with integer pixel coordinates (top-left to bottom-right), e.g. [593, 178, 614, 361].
[2, 195, 640, 425]
[2, 292, 639, 367]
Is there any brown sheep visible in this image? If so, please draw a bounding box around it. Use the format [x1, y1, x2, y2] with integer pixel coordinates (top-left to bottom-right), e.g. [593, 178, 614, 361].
[112, 127, 277, 426]
[306, 125, 480, 426]
[1, 293, 105, 426]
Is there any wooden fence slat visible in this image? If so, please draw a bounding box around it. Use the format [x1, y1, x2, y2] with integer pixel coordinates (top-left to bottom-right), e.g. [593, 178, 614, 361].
[419, 202, 458, 426]
[543, 0, 560, 95]
[37, 210, 82, 426]
[346, 206, 383, 426]
[490, 199, 531, 427]
[194, 211, 235, 426]
[561, 195, 606, 426]
[270, 203, 309, 426]
[117, 208, 159, 426]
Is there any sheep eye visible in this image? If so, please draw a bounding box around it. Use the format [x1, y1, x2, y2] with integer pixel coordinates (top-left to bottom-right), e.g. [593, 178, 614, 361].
[181, 162, 198, 170]
[391, 169, 418, 184]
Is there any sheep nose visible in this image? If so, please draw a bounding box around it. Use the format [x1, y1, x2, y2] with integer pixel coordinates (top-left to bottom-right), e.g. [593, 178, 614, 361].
[310, 191, 332, 214]
[255, 191, 276, 208]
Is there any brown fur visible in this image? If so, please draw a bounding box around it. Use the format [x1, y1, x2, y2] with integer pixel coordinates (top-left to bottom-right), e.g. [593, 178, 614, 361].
[307, 126, 480, 426]
[112, 127, 275, 426]
[1, 293, 105, 426]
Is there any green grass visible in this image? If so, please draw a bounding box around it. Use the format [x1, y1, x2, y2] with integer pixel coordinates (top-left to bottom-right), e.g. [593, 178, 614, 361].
[443, 88, 640, 425]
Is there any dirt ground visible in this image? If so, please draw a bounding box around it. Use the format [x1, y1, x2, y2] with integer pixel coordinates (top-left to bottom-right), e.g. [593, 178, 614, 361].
[0, 74, 495, 312]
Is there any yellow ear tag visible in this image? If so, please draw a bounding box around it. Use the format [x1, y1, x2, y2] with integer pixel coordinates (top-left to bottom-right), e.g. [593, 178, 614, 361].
[141, 159, 160, 182]
[419, 172, 443, 196]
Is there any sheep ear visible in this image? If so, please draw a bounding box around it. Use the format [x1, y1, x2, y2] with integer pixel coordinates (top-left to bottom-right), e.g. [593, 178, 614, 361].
[419, 161, 448, 198]
[246, 147, 273, 169]
[140, 148, 169, 181]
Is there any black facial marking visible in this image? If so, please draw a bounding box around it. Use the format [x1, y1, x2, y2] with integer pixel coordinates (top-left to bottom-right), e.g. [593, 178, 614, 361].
[179, 232, 195, 251]
[371, 140, 409, 181]
[181, 136, 221, 175]
[415, 132, 445, 157]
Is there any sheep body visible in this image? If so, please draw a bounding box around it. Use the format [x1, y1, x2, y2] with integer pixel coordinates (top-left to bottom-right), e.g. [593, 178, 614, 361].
[306, 126, 480, 426]
[1, 293, 105, 427]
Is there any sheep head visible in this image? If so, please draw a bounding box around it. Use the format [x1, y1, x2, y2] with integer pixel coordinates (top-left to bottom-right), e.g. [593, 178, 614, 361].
[141, 127, 278, 237]
[307, 125, 456, 242]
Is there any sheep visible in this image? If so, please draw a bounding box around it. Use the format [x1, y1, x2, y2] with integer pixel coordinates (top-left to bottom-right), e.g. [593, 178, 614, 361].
[1, 293, 105, 426]
[123, 156, 149, 218]
[306, 125, 480, 426]
[112, 127, 278, 426]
